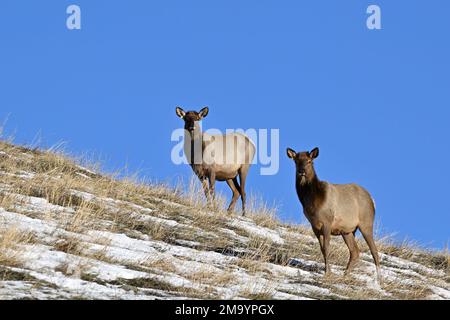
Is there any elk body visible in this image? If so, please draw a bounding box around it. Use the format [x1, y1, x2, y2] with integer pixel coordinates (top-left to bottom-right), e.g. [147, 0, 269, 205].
[176, 107, 256, 215]
[287, 147, 381, 281]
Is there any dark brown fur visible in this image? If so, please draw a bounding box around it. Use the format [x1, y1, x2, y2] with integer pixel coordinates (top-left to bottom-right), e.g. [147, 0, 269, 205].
[287, 147, 381, 281]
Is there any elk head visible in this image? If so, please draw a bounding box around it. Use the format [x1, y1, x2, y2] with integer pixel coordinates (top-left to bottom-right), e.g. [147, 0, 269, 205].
[287, 147, 319, 185]
[175, 106, 209, 134]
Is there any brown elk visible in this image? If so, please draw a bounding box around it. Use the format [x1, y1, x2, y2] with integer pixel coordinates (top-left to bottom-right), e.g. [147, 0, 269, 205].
[176, 106, 256, 215]
[287, 147, 381, 281]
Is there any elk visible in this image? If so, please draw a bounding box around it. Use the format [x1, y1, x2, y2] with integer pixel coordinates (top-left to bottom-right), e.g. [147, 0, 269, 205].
[176, 106, 256, 215]
[287, 147, 381, 281]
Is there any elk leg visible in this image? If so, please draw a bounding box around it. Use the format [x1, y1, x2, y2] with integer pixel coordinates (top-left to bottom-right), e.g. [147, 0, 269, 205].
[313, 228, 325, 255]
[360, 225, 382, 283]
[226, 178, 240, 213]
[232, 177, 242, 194]
[208, 171, 217, 209]
[201, 178, 210, 204]
[322, 226, 332, 275]
[238, 166, 249, 216]
[313, 228, 329, 274]
[342, 232, 360, 275]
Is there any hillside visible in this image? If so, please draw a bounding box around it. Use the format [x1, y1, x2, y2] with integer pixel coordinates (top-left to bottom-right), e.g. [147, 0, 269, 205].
[0, 141, 448, 300]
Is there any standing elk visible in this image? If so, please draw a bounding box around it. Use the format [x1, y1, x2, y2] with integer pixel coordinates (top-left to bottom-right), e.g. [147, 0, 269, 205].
[175, 106, 256, 215]
[287, 147, 381, 281]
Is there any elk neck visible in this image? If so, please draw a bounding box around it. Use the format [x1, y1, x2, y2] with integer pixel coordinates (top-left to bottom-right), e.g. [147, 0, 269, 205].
[184, 127, 204, 173]
[296, 171, 326, 212]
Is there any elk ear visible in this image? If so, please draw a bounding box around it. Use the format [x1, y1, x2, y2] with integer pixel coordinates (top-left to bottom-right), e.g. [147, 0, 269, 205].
[176, 107, 186, 119]
[287, 148, 297, 159]
[310, 147, 319, 159]
[198, 107, 209, 119]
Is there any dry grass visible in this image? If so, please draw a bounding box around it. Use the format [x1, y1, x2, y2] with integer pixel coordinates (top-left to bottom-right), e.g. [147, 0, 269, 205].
[180, 176, 229, 214]
[239, 281, 276, 300]
[53, 235, 92, 257]
[381, 278, 433, 300]
[0, 226, 35, 267]
[65, 199, 107, 234]
[0, 139, 448, 300]
[235, 236, 275, 275]
[109, 276, 210, 299]
[246, 194, 280, 230]
[55, 259, 92, 279]
[144, 256, 178, 274]
[184, 266, 235, 288]
[0, 192, 19, 212]
[377, 235, 450, 273]
[273, 232, 319, 267]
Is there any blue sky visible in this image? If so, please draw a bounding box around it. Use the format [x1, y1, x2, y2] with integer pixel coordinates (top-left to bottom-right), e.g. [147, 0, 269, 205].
[1, 1, 449, 249]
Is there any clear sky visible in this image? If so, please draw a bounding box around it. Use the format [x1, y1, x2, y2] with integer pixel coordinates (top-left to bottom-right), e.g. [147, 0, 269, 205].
[1, 1, 449, 249]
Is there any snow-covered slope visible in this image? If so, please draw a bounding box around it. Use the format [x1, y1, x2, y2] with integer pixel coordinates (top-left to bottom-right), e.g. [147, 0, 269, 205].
[0, 142, 448, 300]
